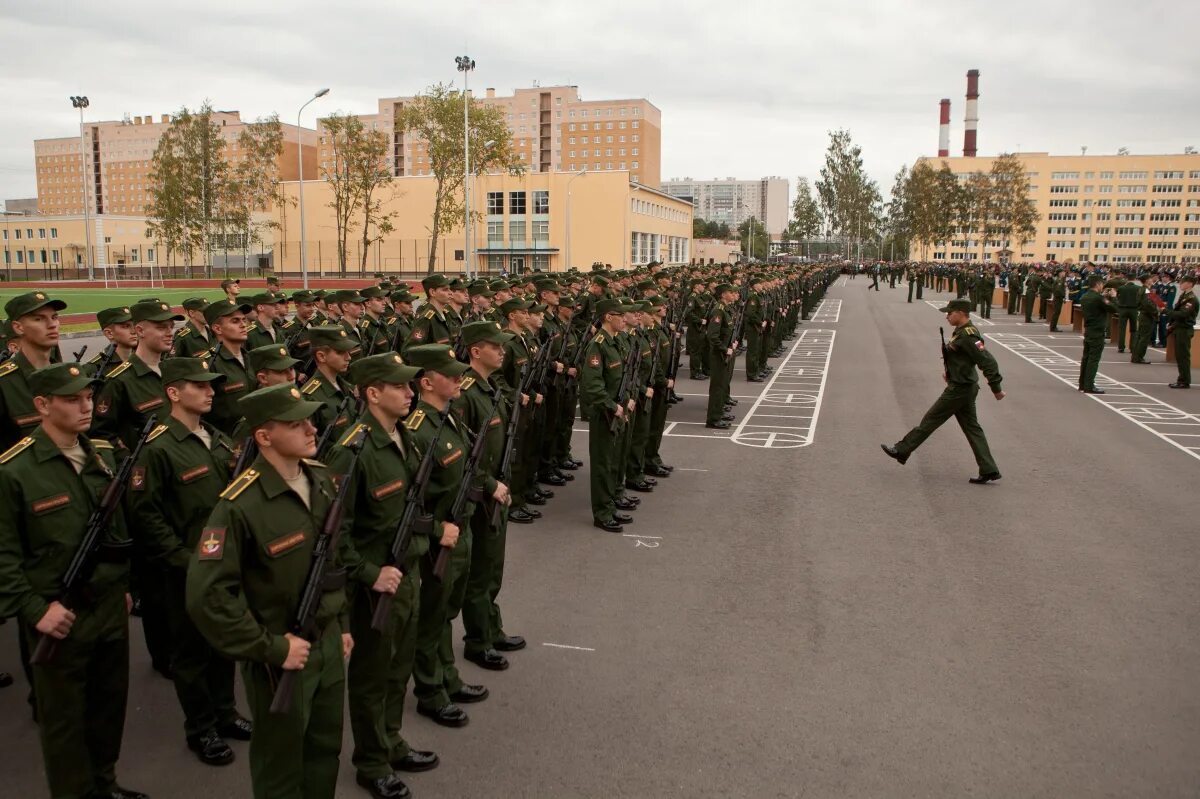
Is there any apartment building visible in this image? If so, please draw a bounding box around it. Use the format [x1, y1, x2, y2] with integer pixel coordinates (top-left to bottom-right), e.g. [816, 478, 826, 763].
[661, 176, 789, 236]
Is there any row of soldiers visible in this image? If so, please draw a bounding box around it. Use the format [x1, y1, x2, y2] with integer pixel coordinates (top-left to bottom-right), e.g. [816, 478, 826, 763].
[0, 259, 831, 799]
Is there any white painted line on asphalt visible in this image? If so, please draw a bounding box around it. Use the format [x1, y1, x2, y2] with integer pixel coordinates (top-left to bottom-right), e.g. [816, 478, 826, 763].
[730, 328, 834, 449]
[989, 332, 1200, 463]
[542, 643, 596, 652]
[675, 467, 709, 471]
[811, 299, 842, 323]
[622, 533, 663, 539]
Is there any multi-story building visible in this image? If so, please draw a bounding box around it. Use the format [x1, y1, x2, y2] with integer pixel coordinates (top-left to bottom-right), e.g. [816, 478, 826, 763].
[661, 176, 789, 236]
[317, 85, 662, 188]
[914, 152, 1200, 265]
[33, 111, 318, 217]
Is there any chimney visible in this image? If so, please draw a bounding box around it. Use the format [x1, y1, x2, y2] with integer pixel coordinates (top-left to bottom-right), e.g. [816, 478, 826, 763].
[938, 99, 951, 157]
[963, 69, 980, 157]
[486, 87, 495, 99]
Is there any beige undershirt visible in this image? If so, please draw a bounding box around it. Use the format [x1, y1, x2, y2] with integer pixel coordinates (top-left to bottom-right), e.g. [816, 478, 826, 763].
[282, 469, 311, 509]
[60, 441, 87, 474]
[191, 426, 212, 449]
[389, 427, 406, 455]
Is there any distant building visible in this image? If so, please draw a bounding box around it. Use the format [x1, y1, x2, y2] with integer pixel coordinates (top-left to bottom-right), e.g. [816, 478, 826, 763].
[2, 198, 38, 214]
[661, 176, 789, 236]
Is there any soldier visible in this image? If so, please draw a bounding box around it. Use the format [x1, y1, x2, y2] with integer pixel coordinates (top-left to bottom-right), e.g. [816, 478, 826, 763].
[642, 296, 675, 478]
[404, 275, 455, 355]
[228, 345, 301, 448]
[744, 277, 765, 382]
[684, 279, 709, 380]
[186, 383, 352, 799]
[220, 278, 241, 303]
[326, 354, 437, 799]
[1115, 275, 1141, 353]
[299, 326, 359, 438]
[1131, 272, 1159, 365]
[358, 287, 394, 358]
[1048, 269, 1067, 332]
[388, 290, 418, 348]
[882, 299, 1005, 483]
[128, 357, 251, 767]
[1153, 272, 1176, 347]
[89, 306, 138, 377]
[0, 362, 149, 799]
[1023, 268, 1039, 323]
[403, 344, 489, 728]
[0, 291, 68, 449]
[705, 283, 739, 430]
[245, 293, 285, 349]
[466, 283, 494, 322]
[580, 298, 637, 532]
[1168, 275, 1198, 389]
[283, 289, 320, 366]
[201, 299, 257, 436]
[171, 298, 215, 358]
[1078, 275, 1117, 394]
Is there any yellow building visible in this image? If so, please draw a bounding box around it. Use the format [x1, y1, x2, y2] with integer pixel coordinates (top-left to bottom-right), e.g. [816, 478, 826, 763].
[35, 111, 318, 217]
[914, 152, 1200, 265]
[276, 169, 691, 274]
[1, 213, 162, 278]
[320, 85, 662, 189]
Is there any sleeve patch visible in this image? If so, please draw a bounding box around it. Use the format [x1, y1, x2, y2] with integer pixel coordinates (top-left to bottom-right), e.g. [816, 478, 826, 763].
[265, 531, 306, 557]
[371, 479, 405, 500]
[588, 355, 601, 368]
[975, 340, 986, 350]
[131, 466, 146, 491]
[197, 528, 226, 560]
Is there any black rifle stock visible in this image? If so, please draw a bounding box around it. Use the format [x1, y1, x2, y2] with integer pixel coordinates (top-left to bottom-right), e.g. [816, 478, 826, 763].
[314, 395, 353, 459]
[269, 426, 366, 714]
[491, 363, 529, 528]
[432, 392, 500, 581]
[608, 344, 642, 433]
[72, 345, 88, 362]
[30, 415, 157, 665]
[940, 328, 950, 372]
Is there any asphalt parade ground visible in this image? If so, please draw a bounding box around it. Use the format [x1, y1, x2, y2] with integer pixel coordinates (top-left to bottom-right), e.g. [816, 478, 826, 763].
[4, 279, 1200, 797]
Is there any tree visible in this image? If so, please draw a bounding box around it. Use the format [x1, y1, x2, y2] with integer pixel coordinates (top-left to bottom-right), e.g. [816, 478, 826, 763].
[988, 153, 1039, 262]
[956, 171, 994, 263]
[230, 115, 286, 272]
[931, 163, 962, 257]
[398, 82, 524, 274]
[788, 177, 823, 256]
[320, 113, 385, 275]
[815, 129, 880, 259]
[738, 216, 770, 260]
[885, 165, 912, 259]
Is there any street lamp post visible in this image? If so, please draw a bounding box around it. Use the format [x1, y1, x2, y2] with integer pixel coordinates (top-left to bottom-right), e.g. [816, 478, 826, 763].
[565, 169, 587, 271]
[456, 56, 476, 277]
[297, 88, 330, 289]
[70, 96, 93, 279]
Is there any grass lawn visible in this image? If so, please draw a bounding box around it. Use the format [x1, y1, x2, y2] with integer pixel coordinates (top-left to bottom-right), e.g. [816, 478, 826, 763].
[0, 288, 232, 317]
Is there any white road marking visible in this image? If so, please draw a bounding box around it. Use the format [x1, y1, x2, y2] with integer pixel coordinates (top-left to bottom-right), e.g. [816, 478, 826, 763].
[622, 533, 663, 539]
[674, 467, 709, 471]
[988, 332, 1200, 462]
[542, 642, 596, 652]
[811, 299, 842, 323]
[730, 328, 834, 449]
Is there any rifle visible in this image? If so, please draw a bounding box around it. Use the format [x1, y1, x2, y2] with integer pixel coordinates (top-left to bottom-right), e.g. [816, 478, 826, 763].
[92, 344, 120, 379]
[269, 425, 367, 714]
[31, 415, 157, 665]
[608, 342, 642, 434]
[642, 335, 661, 409]
[314, 395, 353, 459]
[724, 300, 747, 363]
[432, 391, 502, 581]
[72, 345, 88, 363]
[491, 361, 529, 528]
[940, 328, 950, 372]
[568, 314, 603, 378]
[370, 407, 450, 630]
[231, 435, 257, 478]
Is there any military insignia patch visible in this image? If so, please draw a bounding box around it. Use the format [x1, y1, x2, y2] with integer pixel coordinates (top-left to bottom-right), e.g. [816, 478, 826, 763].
[412, 329, 426, 340]
[588, 355, 601, 367]
[96, 398, 111, 416]
[975, 340, 986, 350]
[131, 466, 146, 491]
[198, 528, 226, 560]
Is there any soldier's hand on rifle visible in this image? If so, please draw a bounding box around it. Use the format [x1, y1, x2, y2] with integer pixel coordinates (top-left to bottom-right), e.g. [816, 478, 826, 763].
[554, 361, 564, 374]
[441, 522, 460, 549]
[726, 347, 734, 356]
[613, 404, 625, 419]
[626, 398, 636, 413]
[645, 387, 654, 399]
[567, 367, 577, 378]
[372, 565, 403, 595]
[282, 633, 311, 671]
[493, 481, 511, 506]
[341, 633, 354, 660]
[534, 393, 544, 405]
[36, 601, 75, 640]
[520, 393, 530, 407]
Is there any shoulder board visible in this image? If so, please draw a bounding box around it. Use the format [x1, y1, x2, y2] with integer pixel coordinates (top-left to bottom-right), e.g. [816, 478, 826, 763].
[0, 361, 19, 378]
[301, 458, 326, 468]
[146, 424, 169, 442]
[301, 379, 322, 395]
[403, 409, 426, 431]
[962, 326, 979, 336]
[422, 308, 437, 319]
[246, 322, 259, 331]
[175, 327, 192, 337]
[593, 333, 605, 344]
[359, 319, 371, 329]
[0, 436, 34, 464]
[107, 361, 132, 378]
[220, 468, 260, 501]
[88, 438, 114, 449]
[460, 376, 476, 391]
[280, 319, 295, 330]
[339, 422, 367, 447]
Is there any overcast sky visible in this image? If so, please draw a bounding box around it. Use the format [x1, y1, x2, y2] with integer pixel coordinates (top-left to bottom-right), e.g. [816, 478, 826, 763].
[2, 0, 1198, 208]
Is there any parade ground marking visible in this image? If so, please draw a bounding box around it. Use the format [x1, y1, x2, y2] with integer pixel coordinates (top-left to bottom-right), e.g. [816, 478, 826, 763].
[923, 300, 994, 325]
[988, 332, 1200, 463]
[542, 642, 596, 652]
[811, 299, 842, 323]
[730, 327, 835, 449]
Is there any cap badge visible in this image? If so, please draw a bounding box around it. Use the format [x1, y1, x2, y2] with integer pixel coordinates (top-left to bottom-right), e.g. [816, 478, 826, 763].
[68, 367, 80, 376]
[278, 348, 286, 355]
[34, 293, 44, 300]
[160, 304, 168, 310]
[393, 355, 402, 363]
[290, 388, 301, 399]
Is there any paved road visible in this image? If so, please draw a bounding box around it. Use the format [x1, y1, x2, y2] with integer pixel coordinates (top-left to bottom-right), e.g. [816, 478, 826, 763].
[4, 280, 1200, 797]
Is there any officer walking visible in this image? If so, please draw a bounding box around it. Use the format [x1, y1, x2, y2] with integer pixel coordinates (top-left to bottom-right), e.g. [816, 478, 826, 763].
[1168, 275, 1198, 389]
[1078, 275, 1117, 394]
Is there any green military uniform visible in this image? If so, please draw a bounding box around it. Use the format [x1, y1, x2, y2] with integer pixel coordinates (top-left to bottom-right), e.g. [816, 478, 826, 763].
[1023, 272, 1039, 323]
[1115, 278, 1141, 352]
[643, 300, 674, 474]
[744, 287, 764, 380]
[0, 364, 139, 799]
[705, 288, 736, 427]
[1132, 279, 1159, 363]
[299, 326, 359, 442]
[0, 292, 70, 449]
[1048, 274, 1067, 331]
[186, 383, 348, 799]
[1079, 284, 1115, 392]
[579, 300, 633, 527]
[171, 298, 215, 358]
[404, 304, 454, 355]
[128, 359, 245, 757]
[888, 300, 1003, 478]
[1168, 285, 1198, 388]
[91, 353, 169, 453]
[684, 286, 710, 378]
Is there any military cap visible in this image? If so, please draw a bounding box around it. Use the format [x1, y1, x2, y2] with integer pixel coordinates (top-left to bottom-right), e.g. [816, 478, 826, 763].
[204, 298, 253, 326]
[161, 357, 225, 385]
[558, 296, 577, 308]
[245, 292, 279, 307]
[390, 291, 418, 304]
[487, 280, 509, 293]
[590, 275, 610, 287]
[460, 320, 514, 347]
[937, 299, 973, 313]
[448, 278, 467, 291]
[1181, 274, 1197, 284]
[379, 281, 394, 291]
[138, 297, 163, 303]
[596, 297, 633, 315]
[1103, 279, 1123, 290]
[178, 297, 208, 313]
[131, 300, 185, 323]
[534, 278, 561, 290]
[374, 272, 386, 280]
[331, 288, 366, 305]
[528, 303, 548, 314]
[421, 274, 451, 291]
[405, 344, 470, 377]
[248, 344, 299, 373]
[468, 284, 494, 298]
[307, 325, 358, 352]
[97, 306, 133, 328]
[219, 278, 240, 290]
[290, 290, 319, 303]
[636, 280, 655, 291]
[266, 275, 281, 284]
[349, 352, 423, 386]
[645, 296, 666, 308]
[29, 362, 101, 397]
[239, 382, 323, 429]
[499, 298, 534, 316]
[5, 291, 67, 320]
[624, 301, 649, 313]
[313, 289, 328, 299]
[714, 283, 736, 295]
[360, 286, 387, 300]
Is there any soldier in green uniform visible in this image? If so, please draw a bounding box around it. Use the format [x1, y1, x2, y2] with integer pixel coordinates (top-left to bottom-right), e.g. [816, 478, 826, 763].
[89, 306, 137, 378]
[245, 293, 286, 350]
[643, 297, 675, 478]
[299, 326, 358, 437]
[1168, 275, 1198, 389]
[550, 296, 583, 474]
[0, 362, 149, 799]
[388, 291, 417, 349]
[1114, 275, 1141, 353]
[1131, 272, 1159, 364]
[202, 299, 257, 436]
[283, 290, 321, 362]
[358, 287, 394, 358]
[326, 354, 437, 799]
[330, 290, 367, 357]
[580, 298, 637, 532]
[170, 298, 214, 358]
[186, 383, 353, 799]
[403, 344, 489, 727]
[1078, 275, 1117, 393]
[127, 357, 251, 767]
[403, 275, 455, 355]
[684, 279, 709, 380]
[882, 299, 1005, 483]
[705, 284, 739, 429]
[0, 291, 69, 449]
[1023, 269, 1040, 323]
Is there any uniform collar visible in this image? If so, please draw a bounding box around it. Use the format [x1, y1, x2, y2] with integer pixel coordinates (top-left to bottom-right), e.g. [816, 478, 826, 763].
[29, 425, 103, 469]
[128, 351, 158, 377]
[252, 455, 323, 500]
[164, 414, 220, 448]
[361, 407, 403, 449]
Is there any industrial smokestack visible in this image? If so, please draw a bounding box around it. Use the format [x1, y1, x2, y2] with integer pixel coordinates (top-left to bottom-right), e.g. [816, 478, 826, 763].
[938, 99, 951, 157]
[964, 69, 980, 157]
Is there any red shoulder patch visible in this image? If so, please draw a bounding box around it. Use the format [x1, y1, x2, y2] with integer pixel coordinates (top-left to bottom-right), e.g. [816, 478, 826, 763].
[198, 528, 225, 560]
[975, 340, 986, 350]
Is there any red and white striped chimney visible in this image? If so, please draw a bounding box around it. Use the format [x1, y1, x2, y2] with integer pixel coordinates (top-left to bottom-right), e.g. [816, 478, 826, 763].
[938, 99, 951, 157]
[963, 69, 980, 157]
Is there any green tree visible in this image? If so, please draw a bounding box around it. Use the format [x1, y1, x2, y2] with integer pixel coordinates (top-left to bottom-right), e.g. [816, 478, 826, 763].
[230, 114, 285, 272]
[931, 163, 962, 257]
[738, 216, 770, 260]
[988, 153, 1039, 262]
[788, 177, 823, 256]
[815, 129, 879, 258]
[905, 161, 940, 258]
[398, 82, 524, 274]
[319, 113, 388, 275]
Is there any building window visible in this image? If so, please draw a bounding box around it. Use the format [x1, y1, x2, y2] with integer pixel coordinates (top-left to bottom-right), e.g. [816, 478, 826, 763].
[532, 190, 549, 215]
[532, 220, 549, 241]
[509, 219, 526, 243]
[487, 221, 503, 242]
[632, 161, 639, 169]
[487, 191, 504, 215]
[146, 248, 155, 262]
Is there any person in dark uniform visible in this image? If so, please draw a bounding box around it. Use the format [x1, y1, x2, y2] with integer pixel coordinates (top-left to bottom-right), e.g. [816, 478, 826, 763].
[299, 326, 358, 438]
[171, 298, 214, 358]
[1168, 275, 1198, 389]
[1078, 275, 1117, 394]
[90, 306, 138, 375]
[202, 299, 257, 436]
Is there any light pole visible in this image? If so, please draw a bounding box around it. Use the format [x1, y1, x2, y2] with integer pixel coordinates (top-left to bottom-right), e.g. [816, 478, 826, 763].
[565, 169, 587, 271]
[456, 56, 476, 277]
[297, 88, 330, 289]
[70, 96, 93, 279]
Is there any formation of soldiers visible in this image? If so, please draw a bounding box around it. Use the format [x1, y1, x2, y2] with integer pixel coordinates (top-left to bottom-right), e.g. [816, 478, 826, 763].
[0, 259, 835, 799]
